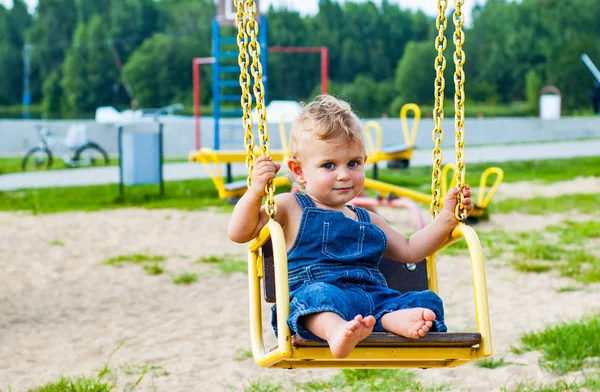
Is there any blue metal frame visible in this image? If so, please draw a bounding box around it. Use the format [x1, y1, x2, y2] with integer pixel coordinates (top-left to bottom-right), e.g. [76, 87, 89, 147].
[212, 16, 269, 151]
[212, 18, 221, 150]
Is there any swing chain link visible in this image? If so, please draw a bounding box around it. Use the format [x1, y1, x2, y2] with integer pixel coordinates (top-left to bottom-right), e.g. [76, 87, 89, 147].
[430, 0, 448, 218]
[453, 0, 467, 222]
[234, 0, 255, 189]
[245, 0, 277, 218]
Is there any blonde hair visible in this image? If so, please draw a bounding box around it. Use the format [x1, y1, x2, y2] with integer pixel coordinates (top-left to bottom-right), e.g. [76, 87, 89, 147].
[288, 95, 365, 191]
[290, 95, 364, 159]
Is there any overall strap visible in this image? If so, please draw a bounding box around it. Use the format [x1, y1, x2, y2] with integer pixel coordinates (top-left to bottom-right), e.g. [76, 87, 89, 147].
[352, 205, 372, 223]
[293, 193, 317, 209]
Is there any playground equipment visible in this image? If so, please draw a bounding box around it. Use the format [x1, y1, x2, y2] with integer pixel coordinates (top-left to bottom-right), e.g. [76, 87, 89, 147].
[363, 163, 504, 223]
[189, 7, 329, 197]
[233, 0, 492, 368]
[364, 103, 420, 173]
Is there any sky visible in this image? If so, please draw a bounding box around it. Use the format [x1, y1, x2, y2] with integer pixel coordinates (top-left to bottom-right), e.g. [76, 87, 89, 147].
[0, 0, 486, 22]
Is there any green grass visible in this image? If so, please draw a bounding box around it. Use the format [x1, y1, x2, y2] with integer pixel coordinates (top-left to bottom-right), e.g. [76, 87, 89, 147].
[103, 254, 166, 266]
[495, 193, 600, 215]
[376, 156, 600, 194]
[103, 254, 166, 276]
[48, 240, 64, 246]
[474, 356, 509, 369]
[0, 156, 188, 175]
[244, 369, 450, 392]
[142, 263, 165, 275]
[443, 221, 600, 283]
[547, 220, 600, 245]
[0, 156, 598, 214]
[25, 376, 114, 392]
[234, 348, 253, 361]
[517, 314, 600, 374]
[196, 254, 247, 274]
[503, 377, 595, 392]
[172, 272, 199, 284]
[0, 179, 229, 214]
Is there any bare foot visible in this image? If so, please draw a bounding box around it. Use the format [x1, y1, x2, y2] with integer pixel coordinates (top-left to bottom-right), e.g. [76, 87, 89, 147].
[327, 315, 375, 358]
[381, 308, 436, 339]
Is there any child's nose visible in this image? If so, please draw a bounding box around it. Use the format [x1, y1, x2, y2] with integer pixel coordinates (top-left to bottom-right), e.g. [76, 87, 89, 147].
[337, 168, 351, 181]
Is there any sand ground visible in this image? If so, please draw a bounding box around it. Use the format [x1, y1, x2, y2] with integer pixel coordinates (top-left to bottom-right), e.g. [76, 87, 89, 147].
[1, 177, 599, 391]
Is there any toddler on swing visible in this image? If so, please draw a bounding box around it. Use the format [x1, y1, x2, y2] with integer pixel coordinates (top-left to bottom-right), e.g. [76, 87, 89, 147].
[228, 95, 473, 358]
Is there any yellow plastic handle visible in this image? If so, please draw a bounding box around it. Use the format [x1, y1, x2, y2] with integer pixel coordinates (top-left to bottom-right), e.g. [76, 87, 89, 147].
[400, 103, 421, 146]
[364, 120, 382, 155]
[477, 167, 504, 208]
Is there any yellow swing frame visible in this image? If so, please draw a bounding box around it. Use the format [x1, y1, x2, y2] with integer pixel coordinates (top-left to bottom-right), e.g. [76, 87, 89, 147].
[236, 0, 492, 368]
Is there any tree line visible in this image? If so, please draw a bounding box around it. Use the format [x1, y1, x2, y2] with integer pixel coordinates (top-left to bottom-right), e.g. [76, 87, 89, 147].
[0, 0, 599, 118]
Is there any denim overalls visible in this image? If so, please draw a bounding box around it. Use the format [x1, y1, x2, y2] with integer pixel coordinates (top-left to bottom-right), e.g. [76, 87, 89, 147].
[271, 193, 447, 343]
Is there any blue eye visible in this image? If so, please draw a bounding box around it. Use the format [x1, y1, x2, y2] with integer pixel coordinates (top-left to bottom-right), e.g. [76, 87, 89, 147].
[323, 162, 335, 169]
[348, 160, 360, 168]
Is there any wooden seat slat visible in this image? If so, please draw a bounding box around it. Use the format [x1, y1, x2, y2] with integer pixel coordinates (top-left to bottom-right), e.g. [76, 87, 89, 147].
[292, 332, 481, 348]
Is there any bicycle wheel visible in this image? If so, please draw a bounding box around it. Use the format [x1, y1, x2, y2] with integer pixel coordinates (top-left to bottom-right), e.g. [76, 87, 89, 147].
[73, 142, 110, 166]
[21, 147, 53, 171]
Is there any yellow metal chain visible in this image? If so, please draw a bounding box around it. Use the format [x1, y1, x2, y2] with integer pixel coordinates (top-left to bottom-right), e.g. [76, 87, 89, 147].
[245, 0, 277, 218]
[452, 0, 467, 221]
[234, 0, 254, 189]
[430, 0, 448, 218]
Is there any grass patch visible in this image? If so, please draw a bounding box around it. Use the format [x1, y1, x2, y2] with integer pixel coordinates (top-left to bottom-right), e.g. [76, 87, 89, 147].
[25, 376, 114, 392]
[505, 379, 581, 392]
[104, 254, 166, 266]
[290, 369, 450, 391]
[196, 254, 247, 274]
[142, 263, 164, 276]
[377, 156, 600, 194]
[517, 314, 600, 374]
[235, 348, 253, 361]
[547, 220, 600, 245]
[0, 156, 187, 175]
[475, 356, 509, 369]
[1, 156, 598, 214]
[48, 240, 64, 246]
[560, 250, 600, 284]
[103, 254, 166, 277]
[555, 285, 581, 293]
[0, 179, 230, 214]
[495, 193, 600, 215]
[456, 222, 600, 283]
[172, 272, 198, 285]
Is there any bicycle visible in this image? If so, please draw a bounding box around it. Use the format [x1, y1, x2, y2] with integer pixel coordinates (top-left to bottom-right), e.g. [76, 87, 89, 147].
[21, 124, 110, 171]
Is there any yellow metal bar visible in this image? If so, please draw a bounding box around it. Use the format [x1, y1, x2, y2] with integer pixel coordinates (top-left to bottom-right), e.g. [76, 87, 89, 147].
[279, 118, 291, 161]
[364, 178, 431, 205]
[248, 220, 292, 367]
[451, 224, 492, 357]
[425, 253, 439, 294]
[272, 359, 467, 369]
[189, 148, 286, 164]
[400, 103, 420, 147]
[290, 346, 480, 360]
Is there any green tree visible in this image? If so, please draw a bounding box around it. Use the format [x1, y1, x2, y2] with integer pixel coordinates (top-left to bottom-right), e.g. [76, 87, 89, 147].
[394, 40, 436, 105]
[42, 69, 63, 116]
[26, 0, 77, 102]
[123, 33, 198, 107]
[61, 16, 118, 113]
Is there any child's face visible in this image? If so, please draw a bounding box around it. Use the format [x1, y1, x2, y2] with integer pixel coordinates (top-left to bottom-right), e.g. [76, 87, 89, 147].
[291, 134, 366, 208]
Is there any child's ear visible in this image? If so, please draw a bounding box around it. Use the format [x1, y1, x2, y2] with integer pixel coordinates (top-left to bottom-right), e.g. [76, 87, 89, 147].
[287, 158, 305, 184]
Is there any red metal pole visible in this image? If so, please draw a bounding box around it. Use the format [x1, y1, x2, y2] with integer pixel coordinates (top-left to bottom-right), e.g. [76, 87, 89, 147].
[321, 46, 329, 95]
[192, 57, 216, 150]
[193, 58, 200, 150]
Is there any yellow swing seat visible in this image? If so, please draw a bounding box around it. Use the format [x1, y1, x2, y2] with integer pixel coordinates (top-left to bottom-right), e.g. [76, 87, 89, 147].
[247, 221, 491, 369]
[232, 0, 492, 370]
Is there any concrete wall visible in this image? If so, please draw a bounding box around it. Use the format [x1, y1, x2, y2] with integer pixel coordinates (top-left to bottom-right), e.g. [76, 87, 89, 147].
[1, 116, 599, 156]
